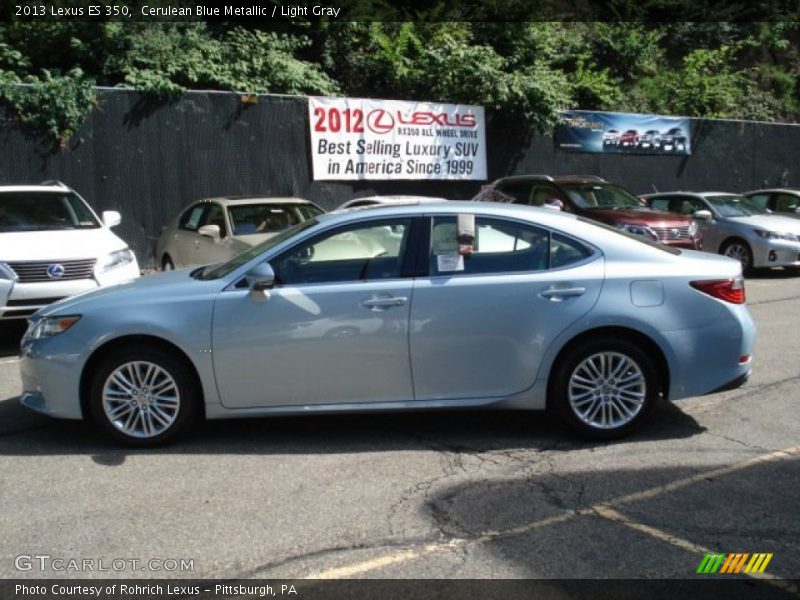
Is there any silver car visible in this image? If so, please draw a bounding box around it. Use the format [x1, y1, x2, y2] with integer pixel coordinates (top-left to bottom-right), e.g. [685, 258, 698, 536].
[643, 192, 800, 272]
[20, 202, 755, 446]
[155, 196, 324, 269]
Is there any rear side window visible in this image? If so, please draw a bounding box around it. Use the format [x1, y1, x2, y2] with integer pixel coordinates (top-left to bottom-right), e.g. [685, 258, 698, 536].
[179, 204, 206, 232]
[429, 217, 549, 275]
[551, 233, 591, 269]
[0, 192, 100, 232]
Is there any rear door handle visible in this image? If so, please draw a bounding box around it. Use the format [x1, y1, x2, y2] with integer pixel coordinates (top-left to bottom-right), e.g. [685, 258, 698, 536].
[361, 296, 408, 311]
[539, 287, 586, 301]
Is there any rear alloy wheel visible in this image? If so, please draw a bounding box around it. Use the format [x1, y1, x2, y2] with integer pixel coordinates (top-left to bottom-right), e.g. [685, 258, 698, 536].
[721, 239, 753, 274]
[553, 337, 659, 439]
[89, 345, 200, 446]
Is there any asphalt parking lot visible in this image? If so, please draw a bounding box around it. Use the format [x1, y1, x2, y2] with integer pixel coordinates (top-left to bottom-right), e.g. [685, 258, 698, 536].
[0, 271, 798, 587]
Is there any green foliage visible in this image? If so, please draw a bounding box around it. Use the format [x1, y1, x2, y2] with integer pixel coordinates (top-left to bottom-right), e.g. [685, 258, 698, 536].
[2, 20, 800, 144]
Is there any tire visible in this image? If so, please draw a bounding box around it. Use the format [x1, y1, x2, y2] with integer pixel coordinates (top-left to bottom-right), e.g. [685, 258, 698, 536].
[162, 255, 175, 271]
[720, 239, 754, 274]
[88, 344, 201, 447]
[551, 336, 659, 440]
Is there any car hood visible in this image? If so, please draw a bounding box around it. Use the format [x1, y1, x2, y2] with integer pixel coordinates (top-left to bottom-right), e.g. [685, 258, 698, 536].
[0, 229, 127, 261]
[729, 215, 800, 235]
[37, 268, 222, 317]
[587, 208, 691, 225]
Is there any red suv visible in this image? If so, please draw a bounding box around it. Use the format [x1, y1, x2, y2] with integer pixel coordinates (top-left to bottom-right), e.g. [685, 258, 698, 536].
[473, 175, 702, 249]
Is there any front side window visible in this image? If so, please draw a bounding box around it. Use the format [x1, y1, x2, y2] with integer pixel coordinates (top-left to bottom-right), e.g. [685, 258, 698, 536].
[202, 203, 227, 238]
[648, 197, 671, 212]
[272, 219, 412, 285]
[0, 192, 100, 232]
[746, 193, 770, 210]
[774, 193, 799, 212]
[429, 217, 550, 276]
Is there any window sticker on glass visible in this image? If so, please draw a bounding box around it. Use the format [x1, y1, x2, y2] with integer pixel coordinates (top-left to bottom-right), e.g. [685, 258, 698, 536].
[437, 254, 465, 272]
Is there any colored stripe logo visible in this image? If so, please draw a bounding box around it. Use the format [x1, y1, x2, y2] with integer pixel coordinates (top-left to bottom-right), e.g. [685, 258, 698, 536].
[697, 553, 773, 574]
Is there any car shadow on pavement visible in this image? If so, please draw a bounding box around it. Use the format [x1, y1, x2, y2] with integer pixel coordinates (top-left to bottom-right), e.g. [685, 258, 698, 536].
[747, 267, 799, 280]
[0, 395, 704, 461]
[423, 458, 799, 582]
[0, 321, 25, 358]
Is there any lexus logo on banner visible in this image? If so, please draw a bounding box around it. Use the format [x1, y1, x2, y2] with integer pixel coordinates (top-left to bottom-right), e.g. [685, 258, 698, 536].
[309, 96, 487, 181]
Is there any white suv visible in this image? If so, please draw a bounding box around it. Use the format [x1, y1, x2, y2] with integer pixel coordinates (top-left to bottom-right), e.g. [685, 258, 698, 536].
[0, 182, 140, 319]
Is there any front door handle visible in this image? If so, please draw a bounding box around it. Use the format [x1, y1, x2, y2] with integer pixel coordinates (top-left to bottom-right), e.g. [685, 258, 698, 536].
[361, 296, 408, 311]
[539, 287, 586, 301]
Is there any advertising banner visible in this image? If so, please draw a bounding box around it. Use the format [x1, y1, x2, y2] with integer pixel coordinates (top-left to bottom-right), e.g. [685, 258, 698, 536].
[308, 96, 487, 181]
[555, 110, 691, 155]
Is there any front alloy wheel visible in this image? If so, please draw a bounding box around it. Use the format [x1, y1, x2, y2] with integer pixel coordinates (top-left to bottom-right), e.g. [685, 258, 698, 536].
[89, 345, 199, 446]
[553, 337, 659, 439]
[721, 240, 753, 274]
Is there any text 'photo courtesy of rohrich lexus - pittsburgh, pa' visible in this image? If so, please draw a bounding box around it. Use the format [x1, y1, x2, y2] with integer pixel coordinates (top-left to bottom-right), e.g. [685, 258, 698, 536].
[18, 202, 755, 446]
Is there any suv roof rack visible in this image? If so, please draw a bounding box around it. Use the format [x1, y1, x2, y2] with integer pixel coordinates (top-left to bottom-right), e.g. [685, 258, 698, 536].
[39, 180, 70, 189]
[497, 174, 555, 182]
[553, 175, 607, 182]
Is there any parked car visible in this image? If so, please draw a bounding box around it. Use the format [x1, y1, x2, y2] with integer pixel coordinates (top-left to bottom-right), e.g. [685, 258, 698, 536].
[474, 175, 702, 249]
[21, 202, 754, 446]
[156, 196, 324, 269]
[660, 127, 687, 152]
[743, 189, 800, 219]
[637, 129, 661, 149]
[602, 129, 620, 146]
[334, 195, 446, 211]
[642, 192, 800, 272]
[619, 129, 639, 147]
[0, 181, 139, 319]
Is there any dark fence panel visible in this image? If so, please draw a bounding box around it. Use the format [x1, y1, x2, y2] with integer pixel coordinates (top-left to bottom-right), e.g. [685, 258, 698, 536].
[2, 89, 799, 267]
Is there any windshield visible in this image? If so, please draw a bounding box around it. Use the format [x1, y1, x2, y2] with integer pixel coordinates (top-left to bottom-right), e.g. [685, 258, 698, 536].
[0, 192, 100, 232]
[706, 195, 768, 217]
[197, 218, 319, 280]
[227, 203, 321, 235]
[561, 184, 644, 210]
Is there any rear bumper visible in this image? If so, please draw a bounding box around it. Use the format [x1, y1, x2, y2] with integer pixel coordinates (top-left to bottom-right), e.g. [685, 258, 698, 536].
[706, 370, 750, 395]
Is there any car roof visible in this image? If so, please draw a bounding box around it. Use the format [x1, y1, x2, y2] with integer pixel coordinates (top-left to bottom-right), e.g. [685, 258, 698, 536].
[195, 196, 316, 207]
[491, 174, 608, 185]
[343, 195, 447, 205]
[744, 188, 800, 195]
[642, 191, 738, 198]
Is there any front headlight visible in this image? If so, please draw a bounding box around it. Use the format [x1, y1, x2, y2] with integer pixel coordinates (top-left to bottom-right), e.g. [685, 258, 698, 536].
[99, 248, 135, 272]
[26, 316, 81, 340]
[688, 221, 698, 237]
[616, 222, 659, 242]
[754, 229, 797, 241]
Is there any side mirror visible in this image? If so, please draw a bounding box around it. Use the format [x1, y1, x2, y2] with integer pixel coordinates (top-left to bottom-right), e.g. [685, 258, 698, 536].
[247, 262, 275, 302]
[102, 210, 121, 228]
[694, 209, 713, 221]
[198, 224, 221, 240]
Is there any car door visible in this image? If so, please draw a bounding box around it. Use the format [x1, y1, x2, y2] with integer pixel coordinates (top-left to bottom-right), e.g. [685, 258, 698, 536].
[408, 215, 603, 401]
[211, 217, 417, 408]
[170, 203, 207, 267]
[193, 202, 239, 265]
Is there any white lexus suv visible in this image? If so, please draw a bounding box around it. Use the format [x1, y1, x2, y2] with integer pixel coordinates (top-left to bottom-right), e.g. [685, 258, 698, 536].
[0, 181, 140, 319]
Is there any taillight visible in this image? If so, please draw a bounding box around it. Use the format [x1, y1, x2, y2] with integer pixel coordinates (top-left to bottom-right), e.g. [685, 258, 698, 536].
[690, 278, 746, 304]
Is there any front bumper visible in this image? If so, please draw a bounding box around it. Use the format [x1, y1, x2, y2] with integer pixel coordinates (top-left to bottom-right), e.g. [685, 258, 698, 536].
[751, 238, 800, 268]
[19, 330, 86, 420]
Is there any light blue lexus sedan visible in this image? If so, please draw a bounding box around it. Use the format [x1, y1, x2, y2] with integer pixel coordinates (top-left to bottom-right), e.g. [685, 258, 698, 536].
[20, 202, 755, 446]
